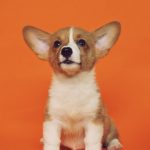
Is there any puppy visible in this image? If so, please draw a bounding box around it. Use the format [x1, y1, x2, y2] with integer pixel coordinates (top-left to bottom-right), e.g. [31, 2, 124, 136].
[23, 21, 122, 150]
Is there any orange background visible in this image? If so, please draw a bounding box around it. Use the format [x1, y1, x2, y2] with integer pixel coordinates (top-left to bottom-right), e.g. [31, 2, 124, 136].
[0, 0, 150, 150]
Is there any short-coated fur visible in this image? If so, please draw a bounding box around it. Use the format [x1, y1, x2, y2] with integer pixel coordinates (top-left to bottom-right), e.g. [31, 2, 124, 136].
[23, 21, 122, 150]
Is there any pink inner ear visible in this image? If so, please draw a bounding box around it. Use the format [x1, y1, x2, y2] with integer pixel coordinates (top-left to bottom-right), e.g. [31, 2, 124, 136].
[95, 35, 109, 51]
[23, 26, 51, 60]
[94, 22, 121, 53]
[33, 38, 49, 54]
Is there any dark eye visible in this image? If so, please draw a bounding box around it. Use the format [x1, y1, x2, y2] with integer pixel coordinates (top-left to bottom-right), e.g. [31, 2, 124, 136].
[77, 39, 86, 47]
[54, 40, 61, 48]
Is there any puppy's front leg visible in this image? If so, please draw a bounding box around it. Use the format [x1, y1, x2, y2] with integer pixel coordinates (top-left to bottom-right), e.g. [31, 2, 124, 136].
[84, 121, 103, 150]
[43, 120, 61, 150]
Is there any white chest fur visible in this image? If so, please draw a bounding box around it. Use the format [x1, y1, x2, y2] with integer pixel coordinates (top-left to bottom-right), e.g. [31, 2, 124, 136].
[47, 70, 101, 130]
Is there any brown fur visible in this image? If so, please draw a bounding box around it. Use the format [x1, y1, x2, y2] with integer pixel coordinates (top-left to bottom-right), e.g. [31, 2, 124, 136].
[23, 22, 122, 150]
[48, 27, 98, 76]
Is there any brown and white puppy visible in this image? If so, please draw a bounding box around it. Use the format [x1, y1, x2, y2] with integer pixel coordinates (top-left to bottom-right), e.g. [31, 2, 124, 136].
[23, 21, 122, 150]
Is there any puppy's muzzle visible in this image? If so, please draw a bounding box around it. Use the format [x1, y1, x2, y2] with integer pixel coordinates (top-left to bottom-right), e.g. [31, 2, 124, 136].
[59, 47, 81, 65]
[61, 47, 72, 58]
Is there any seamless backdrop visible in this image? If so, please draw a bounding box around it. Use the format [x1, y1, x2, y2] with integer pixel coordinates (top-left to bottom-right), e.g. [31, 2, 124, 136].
[0, 0, 150, 150]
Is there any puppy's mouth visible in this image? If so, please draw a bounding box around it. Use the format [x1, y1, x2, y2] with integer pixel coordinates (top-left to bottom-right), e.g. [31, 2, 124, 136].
[59, 59, 81, 65]
[58, 59, 81, 76]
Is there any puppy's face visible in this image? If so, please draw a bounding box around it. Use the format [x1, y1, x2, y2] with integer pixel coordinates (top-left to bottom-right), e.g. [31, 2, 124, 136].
[23, 22, 121, 76]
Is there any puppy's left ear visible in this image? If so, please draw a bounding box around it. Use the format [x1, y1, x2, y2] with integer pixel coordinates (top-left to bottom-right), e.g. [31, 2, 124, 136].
[93, 21, 121, 58]
[23, 26, 51, 60]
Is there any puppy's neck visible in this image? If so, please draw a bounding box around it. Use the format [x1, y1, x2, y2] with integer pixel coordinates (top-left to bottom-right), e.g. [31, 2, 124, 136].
[52, 69, 97, 86]
[49, 68, 100, 105]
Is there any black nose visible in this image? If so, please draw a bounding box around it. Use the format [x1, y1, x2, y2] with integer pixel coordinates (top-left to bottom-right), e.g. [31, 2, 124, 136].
[61, 47, 73, 58]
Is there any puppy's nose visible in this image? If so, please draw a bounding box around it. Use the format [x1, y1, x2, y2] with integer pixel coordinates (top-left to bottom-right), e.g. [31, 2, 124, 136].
[61, 47, 73, 58]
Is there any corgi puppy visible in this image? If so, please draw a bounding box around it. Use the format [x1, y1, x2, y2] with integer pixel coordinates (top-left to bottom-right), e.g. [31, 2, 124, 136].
[23, 21, 122, 150]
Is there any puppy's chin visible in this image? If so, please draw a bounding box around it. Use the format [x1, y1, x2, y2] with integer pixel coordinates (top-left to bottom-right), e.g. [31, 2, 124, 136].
[60, 63, 81, 76]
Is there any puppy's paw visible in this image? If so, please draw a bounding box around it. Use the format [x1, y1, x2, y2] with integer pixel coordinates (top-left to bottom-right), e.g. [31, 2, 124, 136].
[108, 139, 122, 150]
[85, 143, 101, 150]
[44, 144, 60, 150]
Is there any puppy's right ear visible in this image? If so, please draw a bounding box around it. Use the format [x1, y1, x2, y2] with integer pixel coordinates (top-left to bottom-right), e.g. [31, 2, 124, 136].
[23, 26, 51, 60]
[93, 21, 121, 58]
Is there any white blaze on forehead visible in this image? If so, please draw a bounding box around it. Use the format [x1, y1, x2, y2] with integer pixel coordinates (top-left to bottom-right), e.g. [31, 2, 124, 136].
[59, 27, 80, 63]
[69, 27, 74, 42]
[68, 27, 80, 63]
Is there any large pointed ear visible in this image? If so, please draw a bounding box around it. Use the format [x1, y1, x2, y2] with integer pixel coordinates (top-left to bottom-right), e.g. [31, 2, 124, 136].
[23, 26, 51, 60]
[93, 21, 121, 58]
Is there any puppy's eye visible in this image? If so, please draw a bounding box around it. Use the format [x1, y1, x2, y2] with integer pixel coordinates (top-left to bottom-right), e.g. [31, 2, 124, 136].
[53, 40, 61, 48]
[77, 39, 86, 47]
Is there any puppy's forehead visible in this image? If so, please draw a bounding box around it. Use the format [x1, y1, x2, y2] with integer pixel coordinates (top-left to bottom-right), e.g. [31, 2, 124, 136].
[72, 27, 89, 37]
[52, 27, 89, 41]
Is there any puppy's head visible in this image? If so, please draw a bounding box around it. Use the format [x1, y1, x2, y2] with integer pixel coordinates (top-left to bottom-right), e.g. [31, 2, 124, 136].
[23, 22, 121, 76]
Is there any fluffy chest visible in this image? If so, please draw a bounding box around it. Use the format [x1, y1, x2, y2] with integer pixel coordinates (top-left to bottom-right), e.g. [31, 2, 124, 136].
[47, 71, 101, 129]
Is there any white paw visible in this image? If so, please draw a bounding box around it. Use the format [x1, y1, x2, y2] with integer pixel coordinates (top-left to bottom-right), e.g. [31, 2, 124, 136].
[43, 144, 60, 150]
[108, 139, 122, 150]
[85, 143, 101, 150]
